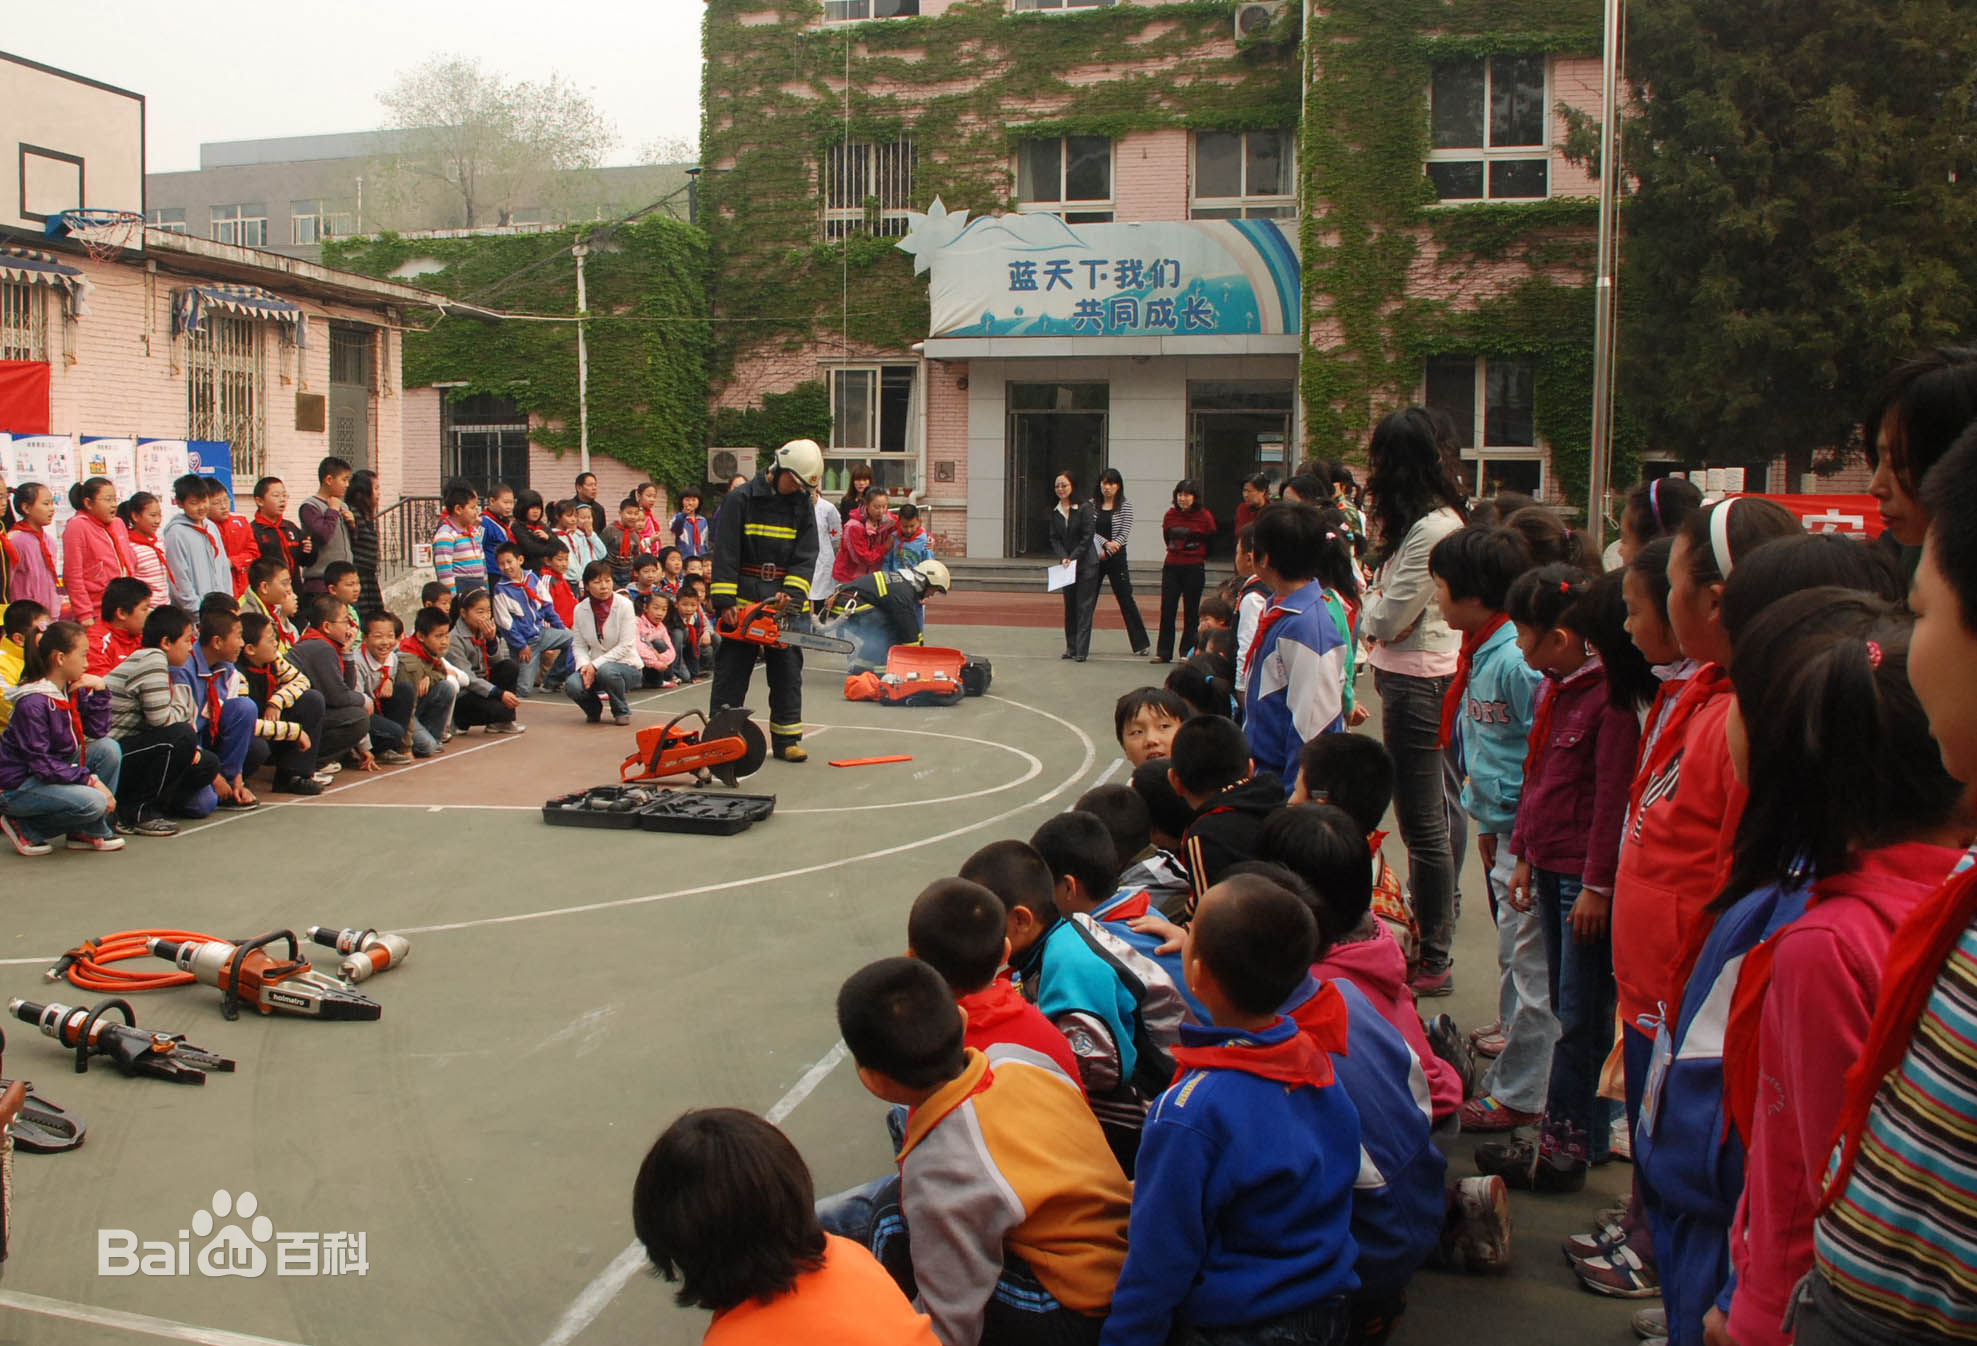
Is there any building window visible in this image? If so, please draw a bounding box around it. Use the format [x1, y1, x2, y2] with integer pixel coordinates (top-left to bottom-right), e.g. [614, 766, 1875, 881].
[291, 201, 353, 245]
[444, 394, 531, 495]
[146, 207, 188, 234]
[1424, 354, 1543, 497]
[1016, 137, 1113, 222]
[822, 140, 917, 240]
[1190, 130, 1296, 219]
[1013, 0, 1115, 9]
[186, 316, 266, 479]
[827, 365, 917, 493]
[0, 280, 47, 362]
[822, 0, 919, 18]
[1426, 55, 1550, 202]
[210, 203, 269, 248]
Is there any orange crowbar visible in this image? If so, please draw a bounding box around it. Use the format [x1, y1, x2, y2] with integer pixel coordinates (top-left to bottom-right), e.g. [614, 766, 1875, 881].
[828, 754, 914, 768]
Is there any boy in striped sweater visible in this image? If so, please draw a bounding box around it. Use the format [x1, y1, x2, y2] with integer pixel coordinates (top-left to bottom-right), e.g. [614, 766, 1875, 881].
[101, 606, 217, 832]
[235, 611, 329, 796]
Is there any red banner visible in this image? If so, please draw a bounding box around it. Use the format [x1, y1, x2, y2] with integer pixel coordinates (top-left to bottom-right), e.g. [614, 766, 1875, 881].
[1733, 493, 1881, 536]
[0, 359, 51, 434]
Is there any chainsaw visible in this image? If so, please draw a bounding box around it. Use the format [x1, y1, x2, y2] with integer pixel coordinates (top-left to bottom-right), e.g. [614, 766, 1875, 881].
[146, 932, 382, 1022]
[717, 595, 856, 656]
[620, 707, 767, 787]
[9, 997, 235, 1085]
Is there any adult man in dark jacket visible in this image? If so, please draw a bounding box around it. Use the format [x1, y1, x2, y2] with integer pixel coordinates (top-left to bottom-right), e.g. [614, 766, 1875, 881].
[708, 439, 822, 761]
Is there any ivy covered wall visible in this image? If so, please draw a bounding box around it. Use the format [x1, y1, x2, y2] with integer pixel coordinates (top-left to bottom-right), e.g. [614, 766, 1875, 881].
[324, 220, 711, 489]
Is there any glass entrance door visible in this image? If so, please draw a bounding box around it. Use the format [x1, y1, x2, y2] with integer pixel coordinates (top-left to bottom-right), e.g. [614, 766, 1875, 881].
[1006, 382, 1108, 557]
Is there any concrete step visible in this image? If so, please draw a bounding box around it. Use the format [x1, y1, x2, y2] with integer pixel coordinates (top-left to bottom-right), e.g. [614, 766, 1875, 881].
[943, 556, 1235, 593]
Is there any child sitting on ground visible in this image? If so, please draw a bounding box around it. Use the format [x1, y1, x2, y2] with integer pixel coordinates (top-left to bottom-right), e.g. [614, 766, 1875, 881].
[907, 876, 1084, 1089]
[492, 543, 573, 697]
[1169, 715, 1284, 911]
[173, 609, 259, 810]
[236, 612, 329, 796]
[632, 1107, 937, 1346]
[537, 542, 579, 630]
[242, 557, 300, 651]
[960, 839, 1186, 1175]
[657, 546, 686, 596]
[636, 591, 680, 688]
[421, 580, 452, 614]
[286, 595, 378, 772]
[1100, 874, 1360, 1346]
[0, 600, 52, 732]
[446, 588, 524, 735]
[1114, 687, 1191, 769]
[1076, 783, 1192, 921]
[0, 620, 125, 855]
[322, 562, 365, 643]
[105, 605, 221, 831]
[395, 608, 466, 754]
[86, 576, 151, 677]
[352, 612, 416, 763]
[627, 553, 664, 609]
[672, 579, 714, 681]
[821, 957, 1130, 1346]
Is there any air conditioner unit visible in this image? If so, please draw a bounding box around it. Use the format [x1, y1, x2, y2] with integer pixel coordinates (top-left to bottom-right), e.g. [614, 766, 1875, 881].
[707, 446, 755, 484]
[1234, 0, 1285, 40]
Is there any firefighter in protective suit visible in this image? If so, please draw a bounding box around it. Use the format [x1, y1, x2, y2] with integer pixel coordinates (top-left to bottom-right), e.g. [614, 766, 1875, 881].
[828, 559, 951, 674]
[709, 439, 823, 761]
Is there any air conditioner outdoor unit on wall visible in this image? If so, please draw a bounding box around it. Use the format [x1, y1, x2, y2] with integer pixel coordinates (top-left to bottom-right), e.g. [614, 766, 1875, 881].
[1234, 0, 1285, 39]
[707, 447, 755, 484]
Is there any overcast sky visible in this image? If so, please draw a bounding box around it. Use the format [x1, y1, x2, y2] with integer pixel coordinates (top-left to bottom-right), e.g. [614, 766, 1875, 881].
[5, 1, 705, 172]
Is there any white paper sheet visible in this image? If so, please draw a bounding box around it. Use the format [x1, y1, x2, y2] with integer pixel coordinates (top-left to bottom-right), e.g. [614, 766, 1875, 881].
[1046, 560, 1078, 592]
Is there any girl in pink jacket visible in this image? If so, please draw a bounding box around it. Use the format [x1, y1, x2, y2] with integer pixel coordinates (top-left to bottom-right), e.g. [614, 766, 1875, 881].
[1715, 589, 1969, 1346]
[634, 590, 679, 688]
[61, 477, 136, 627]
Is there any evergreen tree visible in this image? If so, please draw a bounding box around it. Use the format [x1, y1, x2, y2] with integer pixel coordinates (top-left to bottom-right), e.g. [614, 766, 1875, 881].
[1617, 0, 1977, 475]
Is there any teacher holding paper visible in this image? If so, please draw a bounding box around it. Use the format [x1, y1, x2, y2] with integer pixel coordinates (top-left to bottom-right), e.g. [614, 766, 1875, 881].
[1047, 471, 1094, 661]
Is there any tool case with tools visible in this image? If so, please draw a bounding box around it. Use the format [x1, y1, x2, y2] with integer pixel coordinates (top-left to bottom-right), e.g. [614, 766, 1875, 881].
[542, 785, 778, 835]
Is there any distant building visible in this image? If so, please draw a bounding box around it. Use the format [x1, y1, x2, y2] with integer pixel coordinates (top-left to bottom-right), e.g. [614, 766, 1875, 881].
[147, 132, 692, 262]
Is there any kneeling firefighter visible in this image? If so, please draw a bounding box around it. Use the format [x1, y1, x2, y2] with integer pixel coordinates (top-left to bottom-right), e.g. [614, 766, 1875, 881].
[709, 439, 823, 761]
[828, 559, 951, 673]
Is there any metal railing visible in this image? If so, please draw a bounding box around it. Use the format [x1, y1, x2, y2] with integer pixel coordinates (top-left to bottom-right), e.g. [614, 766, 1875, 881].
[376, 495, 443, 585]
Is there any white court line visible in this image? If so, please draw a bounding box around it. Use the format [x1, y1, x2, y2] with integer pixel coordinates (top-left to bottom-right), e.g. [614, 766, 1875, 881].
[0, 1290, 311, 1346]
[1092, 755, 1125, 786]
[536, 1040, 851, 1346]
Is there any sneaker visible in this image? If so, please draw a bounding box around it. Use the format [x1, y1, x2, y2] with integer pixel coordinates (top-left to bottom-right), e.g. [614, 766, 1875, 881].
[276, 774, 325, 797]
[1461, 1096, 1543, 1133]
[1467, 1019, 1505, 1047]
[114, 817, 181, 838]
[1410, 964, 1455, 998]
[611, 714, 631, 727]
[443, 730, 456, 742]
[486, 721, 524, 735]
[1474, 1138, 1537, 1189]
[1561, 1220, 1629, 1262]
[1449, 1175, 1512, 1273]
[375, 749, 413, 765]
[1, 816, 52, 857]
[65, 833, 126, 852]
[312, 772, 336, 787]
[1632, 1307, 1667, 1339]
[1574, 1242, 1660, 1298]
[317, 761, 343, 777]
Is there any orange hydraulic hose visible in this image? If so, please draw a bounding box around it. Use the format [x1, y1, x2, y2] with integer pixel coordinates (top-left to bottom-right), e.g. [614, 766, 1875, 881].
[49, 929, 225, 993]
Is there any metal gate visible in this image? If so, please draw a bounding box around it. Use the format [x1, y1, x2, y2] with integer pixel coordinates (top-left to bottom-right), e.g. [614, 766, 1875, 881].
[186, 315, 264, 478]
[328, 327, 374, 471]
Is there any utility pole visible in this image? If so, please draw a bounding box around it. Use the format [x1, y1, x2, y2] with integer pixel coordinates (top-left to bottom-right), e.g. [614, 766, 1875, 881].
[1587, 0, 1625, 549]
[574, 239, 591, 475]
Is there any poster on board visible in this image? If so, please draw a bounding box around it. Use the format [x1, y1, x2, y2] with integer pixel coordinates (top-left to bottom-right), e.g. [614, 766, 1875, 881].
[80, 436, 140, 503]
[9, 433, 79, 547]
[134, 440, 234, 521]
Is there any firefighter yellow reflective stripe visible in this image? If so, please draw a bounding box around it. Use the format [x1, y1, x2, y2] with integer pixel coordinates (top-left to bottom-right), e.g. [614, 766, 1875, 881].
[710, 581, 739, 596]
[743, 524, 798, 539]
[785, 574, 811, 594]
[873, 573, 889, 597]
[770, 721, 805, 734]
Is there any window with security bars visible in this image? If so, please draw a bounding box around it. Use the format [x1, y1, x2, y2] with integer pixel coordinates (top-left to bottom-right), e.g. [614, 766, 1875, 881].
[330, 328, 374, 387]
[822, 140, 917, 240]
[1426, 55, 1551, 203]
[186, 316, 267, 479]
[0, 280, 46, 362]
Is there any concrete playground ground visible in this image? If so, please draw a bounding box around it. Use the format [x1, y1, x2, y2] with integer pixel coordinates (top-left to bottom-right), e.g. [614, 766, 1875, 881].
[0, 606, 1643, 1346]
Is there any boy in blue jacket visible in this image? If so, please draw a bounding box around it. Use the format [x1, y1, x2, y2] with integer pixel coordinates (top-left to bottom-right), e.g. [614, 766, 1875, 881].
[1102, 872, 1361, 1346]
[1428, 525, 1551, 1132]
[1243, 503, 1347, 794]
[491, 544, 572, 697]
[960, 838, 1186, 1177]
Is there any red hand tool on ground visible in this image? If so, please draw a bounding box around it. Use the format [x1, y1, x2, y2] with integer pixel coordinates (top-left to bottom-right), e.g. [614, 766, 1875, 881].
[619, 707, 768, 787]
[145, 933, 382, 1021]
[9, 997, 235, 1084]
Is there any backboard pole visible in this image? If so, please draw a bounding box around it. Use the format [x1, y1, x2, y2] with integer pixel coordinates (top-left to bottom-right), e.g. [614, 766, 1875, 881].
[575, 241, 591, 476]
[1586, 0, 1625, 551]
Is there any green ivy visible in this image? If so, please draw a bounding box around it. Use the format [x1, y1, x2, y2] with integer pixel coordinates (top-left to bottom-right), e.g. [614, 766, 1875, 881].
[710, 380, 832, 455]
[325, 221, 710, 489]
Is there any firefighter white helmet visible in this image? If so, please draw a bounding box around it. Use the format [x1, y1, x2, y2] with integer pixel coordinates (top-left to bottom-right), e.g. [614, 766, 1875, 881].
[771, 438, 825, 489]
[914, 559, 951, 594]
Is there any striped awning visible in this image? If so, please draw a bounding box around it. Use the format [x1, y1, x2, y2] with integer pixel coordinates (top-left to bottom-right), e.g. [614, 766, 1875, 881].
[173, 284, 306, 344]
[0, 247, 91, 316]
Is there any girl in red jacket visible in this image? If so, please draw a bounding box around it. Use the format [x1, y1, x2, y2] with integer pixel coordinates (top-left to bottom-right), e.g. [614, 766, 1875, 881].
[1155, 479, 1215, 663]
[61, 476, 137, 628]
[1711, 590, 1969, 1346]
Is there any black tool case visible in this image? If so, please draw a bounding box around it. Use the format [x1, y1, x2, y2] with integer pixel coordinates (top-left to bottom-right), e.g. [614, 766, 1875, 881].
[543, 785, 777, 835]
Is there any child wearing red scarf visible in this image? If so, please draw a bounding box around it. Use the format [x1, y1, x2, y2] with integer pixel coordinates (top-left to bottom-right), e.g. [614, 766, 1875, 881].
[0, 619, 124, 855]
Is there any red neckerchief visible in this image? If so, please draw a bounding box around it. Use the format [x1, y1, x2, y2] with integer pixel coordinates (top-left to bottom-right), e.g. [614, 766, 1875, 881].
[1440, 613, 1510, 749]
[202, 664, 226, 731]
[129, 530, 175, 589]
[1243, 592, 1295, 677]
[616, 527, 636, 560]
[13, 521, 56, 576]
[251, 592, 298, 648]
[588, 595, 615, 632]
[1368, 828, 1388, 855]
[361, 648, 394, 696]
[258, 514, 296, 574]
[86, 513, 137, 575]
[1821, 853, 1977, 1214]
[298, 628, 347, 681]
[1170, 1007, 1341, 1089]
[239, 660, 275, 708]
[470, 629, 495, 667]
[46, 689, 88, 767]
[488, 513, 516, 545]
[398, 633, 436, 668]
[1097, 890, 1152, 921]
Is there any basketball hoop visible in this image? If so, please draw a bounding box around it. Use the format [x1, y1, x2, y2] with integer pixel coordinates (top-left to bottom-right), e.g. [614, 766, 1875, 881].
[49, 208, 144, 262]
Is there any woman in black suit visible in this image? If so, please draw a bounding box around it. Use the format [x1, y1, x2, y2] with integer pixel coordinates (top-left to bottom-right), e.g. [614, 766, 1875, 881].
[1047, 471, 1096, 660]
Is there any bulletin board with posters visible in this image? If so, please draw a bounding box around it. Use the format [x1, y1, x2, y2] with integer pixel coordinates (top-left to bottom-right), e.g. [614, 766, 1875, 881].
[3, 432, 233, 543]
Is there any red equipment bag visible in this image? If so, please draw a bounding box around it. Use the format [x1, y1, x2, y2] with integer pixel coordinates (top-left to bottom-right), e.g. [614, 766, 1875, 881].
[840, 645, 968, 707]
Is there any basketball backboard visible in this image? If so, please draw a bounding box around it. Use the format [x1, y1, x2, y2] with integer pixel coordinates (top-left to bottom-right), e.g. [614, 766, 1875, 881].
[0, 51, 144, 246]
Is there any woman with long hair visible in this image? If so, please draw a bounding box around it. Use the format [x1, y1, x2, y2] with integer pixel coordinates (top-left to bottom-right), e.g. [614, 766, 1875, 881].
[345, 470, 385, 621]
[1078, 467, 1150, 657]
[1048, 471, 1095, 660]
[1359, 406, 1470, 994]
